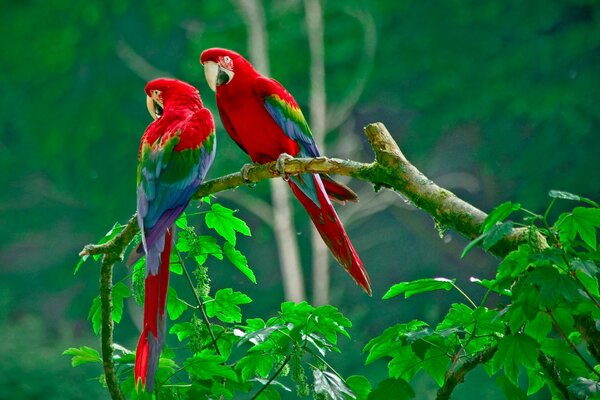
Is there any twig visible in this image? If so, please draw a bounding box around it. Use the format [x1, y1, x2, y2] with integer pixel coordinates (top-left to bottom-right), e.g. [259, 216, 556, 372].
[250, 354, 292, 400]
[547, 308, 600, 380]
[436, 345, 498, 400]
[176, 250, 221, 356]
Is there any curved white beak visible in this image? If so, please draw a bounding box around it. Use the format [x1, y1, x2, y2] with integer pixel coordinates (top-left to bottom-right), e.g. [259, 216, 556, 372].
[146, 91, 163, 120]
[203, 61, 219, 92]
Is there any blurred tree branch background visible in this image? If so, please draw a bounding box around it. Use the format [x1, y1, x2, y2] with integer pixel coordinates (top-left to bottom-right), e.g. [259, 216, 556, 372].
[1, 0, 599, 398]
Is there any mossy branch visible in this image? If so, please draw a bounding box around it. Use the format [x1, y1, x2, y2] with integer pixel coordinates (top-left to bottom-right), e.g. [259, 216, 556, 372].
[79, 122, 551, 399]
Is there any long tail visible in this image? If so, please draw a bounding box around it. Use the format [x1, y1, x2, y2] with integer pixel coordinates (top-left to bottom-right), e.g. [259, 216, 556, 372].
[288, 174, 371, 295]
[134, 227, 172, 392]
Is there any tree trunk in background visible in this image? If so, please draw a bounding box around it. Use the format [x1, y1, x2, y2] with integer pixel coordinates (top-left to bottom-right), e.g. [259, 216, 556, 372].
[234, 0, 306, 302]
[304, 0, 330, 305]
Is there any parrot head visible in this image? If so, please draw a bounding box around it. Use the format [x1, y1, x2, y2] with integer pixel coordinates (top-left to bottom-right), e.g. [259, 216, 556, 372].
[144, 78, 203, 120]
[200, 48, 255, 92]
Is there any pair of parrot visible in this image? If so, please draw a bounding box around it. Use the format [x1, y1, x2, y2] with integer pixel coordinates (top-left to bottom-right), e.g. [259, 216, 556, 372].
[130, 48, 372, 391]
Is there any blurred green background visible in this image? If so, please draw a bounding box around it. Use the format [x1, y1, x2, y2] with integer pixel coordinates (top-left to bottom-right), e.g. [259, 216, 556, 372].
[1, 0, 598, 398]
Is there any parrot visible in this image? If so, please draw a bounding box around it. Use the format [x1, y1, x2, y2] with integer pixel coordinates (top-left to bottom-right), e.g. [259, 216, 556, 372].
[199, 48, 371, 295]
[128, 78, 216, 391]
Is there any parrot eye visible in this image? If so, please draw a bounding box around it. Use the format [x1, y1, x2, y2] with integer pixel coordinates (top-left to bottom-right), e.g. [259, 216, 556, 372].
[223, 56, 231, 63]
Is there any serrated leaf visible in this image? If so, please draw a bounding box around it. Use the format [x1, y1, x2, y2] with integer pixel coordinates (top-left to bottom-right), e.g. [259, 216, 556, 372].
[205, 203, 251, 245]
[483, 222, 514, 250]
[497, 244, 531, 281]
[205, 288, 252, 323]
[422, 347, 449, 387]
[112, 282, 130, 323]
[482, 201, 521, 233]
[236, 353, 275, 380]
[489, 333, 539, 385]
[166, 287, 188, 320]
[313, 369, 355, 400]
[346, 375, 371, 400]
[175, 212, 188, 229]
[437, 303, 473, 331]
[524, 312, 552, 341]
[526, 367, 545, 396]
[388, 345, 421, 381]
[368, 378, 415, 400]
[526, 266, 581, 307]
[383, 277, 455, 300]
[556, 207, 600, 250]
[193, 235, 223, 265]
[63, 346, 101, 367]
[169, 322, 195, 341]
[87, 296, 101, 335]
[238, 325, 283, 346]
[183, 349, 236, 381]
[223, 242, 256, 283]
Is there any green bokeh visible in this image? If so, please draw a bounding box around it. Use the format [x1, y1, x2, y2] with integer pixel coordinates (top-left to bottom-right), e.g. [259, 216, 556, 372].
[1, 0, 597, 398]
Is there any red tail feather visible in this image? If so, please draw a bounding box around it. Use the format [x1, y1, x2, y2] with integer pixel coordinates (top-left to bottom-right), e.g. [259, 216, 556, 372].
[288, 176, 371, 295]
[134, 228, 172, 391]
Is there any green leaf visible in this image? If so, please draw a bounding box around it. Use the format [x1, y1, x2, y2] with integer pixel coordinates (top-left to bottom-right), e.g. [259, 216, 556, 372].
[62, 346, 101, 367]
[364, 320, 428, 364]
[496, 375, 527, 400]
[88, 296, 101, 335]
[175, 212, 188, 229]
[526, 266, 581, 307]
[93, 222, 125, 261]
[437, 303, 473, 331]
[183, 349, 237, 381]
[388, 345, 422, 381]
[482, 222, 514, 250]
[313, 369, 355, 400]
[236, 353, 275, 380]
[368, 378, 415, 400]
[169, 322, 195, 341]
[205, 288, 252, 323]
[112, 282, 130, 323]
[422, 346, 449, 387]
[549, 190, 599, 207]
[556, 207, 600, 250]
[74, 255, 88, 274]
[524, 312, 552, 341]
[346, 375, 371, 400]
[383, 277, 455, 300]
[469, 277, 512, 296]
[205, 203, 251, 245]
[223, 242, 256, 283]
[526, 367, 545, 396]
[481, 201, 521, 233]
[460, 233, 486, 258]
[497, 244, 531, 281]
[573, 259, 600, 298]
[489, 333, 539, 385]
[166, 287, 188, 320]
[193, 235, 223, 265]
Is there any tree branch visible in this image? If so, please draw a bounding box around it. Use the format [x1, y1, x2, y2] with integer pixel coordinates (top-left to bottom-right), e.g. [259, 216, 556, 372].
[78, 122, 552, 399]
[99, 254, 125, 400]
[436, 345, 498, 400]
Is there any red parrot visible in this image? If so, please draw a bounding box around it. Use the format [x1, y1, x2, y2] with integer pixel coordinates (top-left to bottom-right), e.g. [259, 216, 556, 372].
[128, 78, 216, 391]
[200, 48, 371, 295]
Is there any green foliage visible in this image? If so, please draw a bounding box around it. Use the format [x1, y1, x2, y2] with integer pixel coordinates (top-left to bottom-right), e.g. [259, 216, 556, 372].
[365, 192, 600, 398]
[69, 193, 600, 398]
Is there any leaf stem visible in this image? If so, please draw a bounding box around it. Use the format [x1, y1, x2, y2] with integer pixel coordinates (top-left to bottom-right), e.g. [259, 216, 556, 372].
[450, 282, 477, 309]
[176, 250, 221, 356]
[250, 354, 292, 400]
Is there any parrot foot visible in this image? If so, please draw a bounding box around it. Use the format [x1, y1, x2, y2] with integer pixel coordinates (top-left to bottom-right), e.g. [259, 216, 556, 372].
[276, 153, 294, 181]
[240, 163, 255, 182]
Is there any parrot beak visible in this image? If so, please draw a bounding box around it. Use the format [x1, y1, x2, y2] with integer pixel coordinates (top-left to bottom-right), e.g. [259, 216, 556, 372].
[146, 90, 164, 120]
[203, 60, 234, 92]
